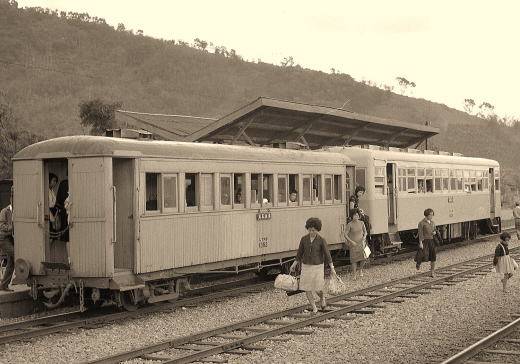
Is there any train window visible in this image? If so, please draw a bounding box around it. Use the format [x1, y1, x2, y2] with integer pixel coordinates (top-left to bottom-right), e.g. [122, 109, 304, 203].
[495, 175, 500, 190]
[278, 175, 288, 205]
[355, 168, 366, 190]
[407, 168, 416, 193]
[450, 170, 456, 191]
[483, 171, 489, 190]
[374, 167, 385, 194]
[145, 173, 160, 212]
[262, 174, 273, 205]
[312, 175, 321, 204]
[425, 169, 433, 192]
[434, 169, 442, 192]
[234, 173, 245, 206]
[289, 174, 299, 205]
[220, 174, 232, 207]
[185, 173, 198, 208]
[302, 175, 312, 203]
[251, 174, 261, 205]
[199, 173, 214, 210]
[163, 174, 178, 211]
[398, 168, 406, 192]
[325, 175, 333, 202]
[333, 174, 342, 201]
[456, 170, 463, 191]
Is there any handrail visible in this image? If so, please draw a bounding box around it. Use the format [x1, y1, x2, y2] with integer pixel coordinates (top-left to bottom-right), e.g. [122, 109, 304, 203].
[111, 186, 117, 244]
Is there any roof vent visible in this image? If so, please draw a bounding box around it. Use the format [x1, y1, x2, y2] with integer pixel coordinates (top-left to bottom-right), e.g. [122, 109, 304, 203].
[270, 141, 308, 150]
[423, 150, 436, 155]
[404, 148, 421, 154]
[451, 152, 464, 157]
[438, 151, 450, 156]
[105, 128, 153, 140]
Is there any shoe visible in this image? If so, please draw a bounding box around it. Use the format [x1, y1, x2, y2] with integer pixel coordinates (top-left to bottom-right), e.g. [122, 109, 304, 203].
[320, 299, 327, 311]
[416, 264, 421, 270]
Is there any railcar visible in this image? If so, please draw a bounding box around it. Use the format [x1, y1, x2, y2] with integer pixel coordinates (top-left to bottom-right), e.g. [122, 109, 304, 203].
[12, 136, 352, 309]
[329, 145, 501, 252]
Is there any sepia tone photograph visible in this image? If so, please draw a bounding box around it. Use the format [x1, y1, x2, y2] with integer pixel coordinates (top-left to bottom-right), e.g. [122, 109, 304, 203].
[1, 1, 520, 363]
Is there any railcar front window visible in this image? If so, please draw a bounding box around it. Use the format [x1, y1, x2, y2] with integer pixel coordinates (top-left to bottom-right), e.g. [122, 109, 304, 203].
[333, 174, 342, 201]
[302, 175, 311, 203]
[199, 173, 213, 210]
[251, 174, 261, 205]
[325, 175, 332, 201]
[145, 173, 159, 211]
[374, 167, 385, 194]
[163, 175, 177, 210]
[278, 175, 288, 204]
[312, 175, 321, 204]
[185, 173, 198, 208]
[234, 173, 245, 205]
[220, 175, 231, 206]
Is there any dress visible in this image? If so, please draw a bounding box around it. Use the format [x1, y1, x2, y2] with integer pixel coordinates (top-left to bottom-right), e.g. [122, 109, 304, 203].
[494, 243, 517, 274]
[296, 234, 332, 292]
[344, 220, 367, 264]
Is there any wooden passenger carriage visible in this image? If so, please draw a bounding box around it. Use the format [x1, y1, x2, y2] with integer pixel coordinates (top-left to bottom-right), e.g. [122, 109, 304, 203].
[12, 136, 353, 308]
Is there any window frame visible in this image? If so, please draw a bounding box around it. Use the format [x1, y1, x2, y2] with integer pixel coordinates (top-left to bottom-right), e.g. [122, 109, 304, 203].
[233, 173, 245, 209]
[219, 173, 232, 210]
[162, 173, 178, 213]
[145, 172, 161, 213]
[277, 174, 288, 206]
[302, 174, 312, 205]
[333, 174, 342, 203]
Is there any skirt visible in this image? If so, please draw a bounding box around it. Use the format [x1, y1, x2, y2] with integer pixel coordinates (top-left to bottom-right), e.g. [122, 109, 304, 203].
[515, 218, 520, 230]
[348, 240, 366, 264]
[299, 263, 324, 292]
[496, 255, 517, 274]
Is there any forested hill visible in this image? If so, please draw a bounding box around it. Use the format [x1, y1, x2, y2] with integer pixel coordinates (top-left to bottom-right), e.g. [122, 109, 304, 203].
[1, 2, 519, 197]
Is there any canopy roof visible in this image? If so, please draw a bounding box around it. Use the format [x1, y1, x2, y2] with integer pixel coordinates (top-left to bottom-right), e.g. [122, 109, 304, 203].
[116, 97, 439, 148]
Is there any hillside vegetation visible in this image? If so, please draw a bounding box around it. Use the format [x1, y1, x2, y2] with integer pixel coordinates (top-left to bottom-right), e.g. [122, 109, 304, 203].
[1, 1, 519, 202]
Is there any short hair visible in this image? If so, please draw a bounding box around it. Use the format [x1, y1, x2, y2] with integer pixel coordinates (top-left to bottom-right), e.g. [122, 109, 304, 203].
[424, 208, 434, 217]
[305, 217, 322, 231]
[516, 202, 520, 206]
[49, 173, 58, 184]
[351, 208, 361, 217]
[500, 231, 511, 241]
[355, 186, 366, 195]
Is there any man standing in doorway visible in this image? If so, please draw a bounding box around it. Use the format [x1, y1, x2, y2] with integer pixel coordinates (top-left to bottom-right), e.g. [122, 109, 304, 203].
[0, 191, 14, 291]
[513, 202, 520, 240]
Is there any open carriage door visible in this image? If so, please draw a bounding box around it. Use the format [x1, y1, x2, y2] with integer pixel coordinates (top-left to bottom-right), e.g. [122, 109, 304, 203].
[345, 166, 355, 219]
[69, 157, 114, 277]
[386, 163, 397, 227]
[13, 160, 45, 274]
[489, 167, 495, 217]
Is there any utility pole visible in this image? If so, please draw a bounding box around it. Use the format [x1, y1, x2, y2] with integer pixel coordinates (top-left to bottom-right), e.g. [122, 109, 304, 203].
[425, 121, 430, 150]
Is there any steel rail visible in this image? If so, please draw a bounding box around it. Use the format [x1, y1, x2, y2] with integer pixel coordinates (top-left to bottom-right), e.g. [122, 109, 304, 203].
[441, 316, 520, 363]
[88, 250, 519, 364]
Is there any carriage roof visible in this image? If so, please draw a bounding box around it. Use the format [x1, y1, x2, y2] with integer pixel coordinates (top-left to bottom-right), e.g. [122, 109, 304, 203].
[13, 136, 353, 165]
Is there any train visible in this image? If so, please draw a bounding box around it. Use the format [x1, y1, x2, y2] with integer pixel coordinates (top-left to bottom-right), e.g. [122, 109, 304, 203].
[9, 135, 500, 310]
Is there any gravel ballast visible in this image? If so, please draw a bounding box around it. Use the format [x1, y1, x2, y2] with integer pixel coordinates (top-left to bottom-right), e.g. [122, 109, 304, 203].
[1, 236, 519, 364]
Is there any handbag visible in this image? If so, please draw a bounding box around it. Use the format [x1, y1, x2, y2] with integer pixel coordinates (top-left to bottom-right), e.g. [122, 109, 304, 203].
[325, 275, 345, 295]
[274, 274, 299, 291]
[363, 244, 371, 259]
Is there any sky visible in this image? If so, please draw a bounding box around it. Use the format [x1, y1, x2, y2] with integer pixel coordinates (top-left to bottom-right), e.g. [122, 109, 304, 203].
[16, 0, 520, 118]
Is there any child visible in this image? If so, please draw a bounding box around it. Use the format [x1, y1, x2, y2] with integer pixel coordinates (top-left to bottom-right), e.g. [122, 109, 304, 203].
[493, 232, 518, 292]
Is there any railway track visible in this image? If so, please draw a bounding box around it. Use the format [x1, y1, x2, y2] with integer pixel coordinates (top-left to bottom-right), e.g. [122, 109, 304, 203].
[88, 249, 520, 364]
[0, 278, 271, 345]
[441, 313, 520, 364]
[0, 231, 509, 350]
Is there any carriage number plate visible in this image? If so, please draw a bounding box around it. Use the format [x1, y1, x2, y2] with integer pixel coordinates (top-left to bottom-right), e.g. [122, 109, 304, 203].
[258, 237, 269, 248]
[256, 212, 272, 220]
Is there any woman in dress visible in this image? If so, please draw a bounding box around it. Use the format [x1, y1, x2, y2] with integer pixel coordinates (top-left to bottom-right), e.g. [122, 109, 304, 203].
[493, 232, 517, 292]
[291, 217, 337, 314]
[343, 209, 367, 276]
[416, 208, 438, 277]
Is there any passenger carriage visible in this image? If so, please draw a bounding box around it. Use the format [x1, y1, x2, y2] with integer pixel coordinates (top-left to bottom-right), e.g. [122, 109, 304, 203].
[12, 136, 352, 309]
[330, 145, 501, 252]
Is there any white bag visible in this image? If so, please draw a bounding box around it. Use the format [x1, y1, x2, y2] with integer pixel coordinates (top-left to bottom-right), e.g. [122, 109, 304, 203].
[363, 244, 371, 259]
[274, 274, 299, 291]
[325, 276, 345, 295]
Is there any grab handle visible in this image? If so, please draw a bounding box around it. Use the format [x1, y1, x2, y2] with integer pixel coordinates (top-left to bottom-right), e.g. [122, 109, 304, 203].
[112, 186, 117, 244]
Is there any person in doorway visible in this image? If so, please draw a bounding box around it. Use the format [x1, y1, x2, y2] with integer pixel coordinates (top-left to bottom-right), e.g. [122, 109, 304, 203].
[493, 232, 517, 292]
[343, 209, 368, 277]
[49, 173, 58, 223]
[349, 186, 365, 217]
[513, 202, 520, 240]
[416, 208, 438, 277]
[0, 193, 14, 291]
[290, 217, 336, 314]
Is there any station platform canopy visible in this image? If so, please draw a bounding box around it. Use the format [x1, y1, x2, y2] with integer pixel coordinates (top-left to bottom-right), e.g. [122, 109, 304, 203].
[116, 97, 439, 149]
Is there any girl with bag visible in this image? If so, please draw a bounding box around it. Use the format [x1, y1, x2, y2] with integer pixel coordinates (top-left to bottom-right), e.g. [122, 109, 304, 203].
[493, 232, 518, 292]
[343, 209, 368, 277]
[290, 217, 337, 314]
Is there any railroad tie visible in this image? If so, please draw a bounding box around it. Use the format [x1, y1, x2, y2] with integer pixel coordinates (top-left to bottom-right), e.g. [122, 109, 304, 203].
[351, 309, 375, 314]
[215, 334, 248, 340]
[264, 320, 290, 326]
[199, 357, 228, 363]
[287, 329, 314, 335]
[238, 327, 268, 333]
[140, 354, 174, 361]
[385, 299, 406, 303]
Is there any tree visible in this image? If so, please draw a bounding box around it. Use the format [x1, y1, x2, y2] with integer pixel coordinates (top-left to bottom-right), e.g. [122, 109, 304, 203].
[193, 38, 208, 51]
[396, 76, 416, 95]
[78, 99, 122, 135]
[137, 29, 144, 36]
[477, 101, 495, 119]
[116, 23, 125, 32]
[281, 56, 295, 67]
[463, 98, 475, 114]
